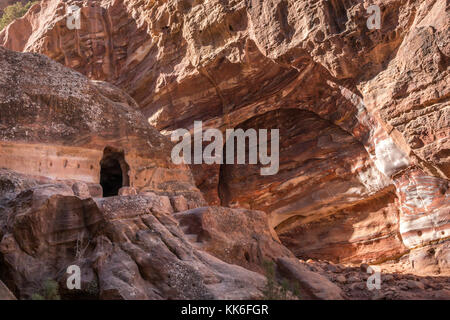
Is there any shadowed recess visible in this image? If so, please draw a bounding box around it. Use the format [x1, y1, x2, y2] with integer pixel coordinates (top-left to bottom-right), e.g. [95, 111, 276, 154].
[100, 147, 129, 197]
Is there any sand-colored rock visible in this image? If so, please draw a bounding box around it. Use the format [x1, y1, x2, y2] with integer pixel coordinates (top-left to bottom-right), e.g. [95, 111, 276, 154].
[278, 190, 408, 264]
[0, 0, 448, 281]
[0, 175, 266, 299]
[0, 46, 313, 300]
[174, 206, 293, 274]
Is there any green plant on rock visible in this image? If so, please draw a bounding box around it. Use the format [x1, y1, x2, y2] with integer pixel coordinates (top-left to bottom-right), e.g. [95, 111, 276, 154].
[0, 1, 38, 31]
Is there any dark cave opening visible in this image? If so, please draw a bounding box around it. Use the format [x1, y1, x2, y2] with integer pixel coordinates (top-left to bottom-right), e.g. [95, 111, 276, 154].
[100, 147, 129, 197]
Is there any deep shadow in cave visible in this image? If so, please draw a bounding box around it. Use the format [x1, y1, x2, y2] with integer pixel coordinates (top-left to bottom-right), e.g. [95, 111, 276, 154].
[100, 147, 130, 197]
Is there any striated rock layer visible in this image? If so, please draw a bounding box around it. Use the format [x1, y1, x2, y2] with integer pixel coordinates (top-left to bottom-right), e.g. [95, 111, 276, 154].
[1, 0, 449, 278]
[0, 279, 15, 300]
[0, 45, 203, 204]
[0, 45, 354, 300]
[0, 47, 277, 300]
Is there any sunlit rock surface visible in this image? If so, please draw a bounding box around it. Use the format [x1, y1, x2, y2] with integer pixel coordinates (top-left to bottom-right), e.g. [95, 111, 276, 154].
[0, 0, 448, 296]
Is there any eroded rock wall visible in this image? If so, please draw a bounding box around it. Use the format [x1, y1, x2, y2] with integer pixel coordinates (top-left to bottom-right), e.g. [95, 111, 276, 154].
[1, 0, 449, 266]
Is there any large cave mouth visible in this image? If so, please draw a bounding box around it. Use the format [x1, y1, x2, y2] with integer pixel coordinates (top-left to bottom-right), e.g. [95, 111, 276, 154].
[100, 147, 130, 197]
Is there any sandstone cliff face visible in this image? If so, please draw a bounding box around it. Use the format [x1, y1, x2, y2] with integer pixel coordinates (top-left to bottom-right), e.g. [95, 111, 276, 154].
[4, 0, 447, 267]
[0, 47, 292, 300]
[0, 0, 449, 299]
[0, 44, 352, 301]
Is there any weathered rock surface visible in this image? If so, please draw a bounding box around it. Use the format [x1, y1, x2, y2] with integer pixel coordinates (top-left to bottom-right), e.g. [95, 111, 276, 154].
[278, 190, 407, 264]
[408, 241, 450, 276]
[0, 46, 336, 300]
[0, 46, 273, 300]
[299, 257, 450, 300]
[276, 257, 345, 300]
[0, 0, 449, 298]
[0, 45, 203, 203]
[0, 173, 266, 299]
[4, 167, 444, 300]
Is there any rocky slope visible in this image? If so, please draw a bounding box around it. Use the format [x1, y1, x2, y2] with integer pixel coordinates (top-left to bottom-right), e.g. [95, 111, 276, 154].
[0, 279, 15, 299]
[0, 0, 448, 299]
[0, 0, 28, 14]
[0, 45, 352, 300]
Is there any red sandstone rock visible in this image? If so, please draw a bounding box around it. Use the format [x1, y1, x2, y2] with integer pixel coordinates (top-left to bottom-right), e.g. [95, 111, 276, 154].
[173, 206, 293, 274]
[0, 46, 299, 300]
[72, 181, 91, 199]
[0, 45, 203, 203]
[0, 0, 449, 299]
[118, 186, 137, 196]
[276, 257, 345, 300]
[171, 195, 189, 212]
[0, 280, 16, 300]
